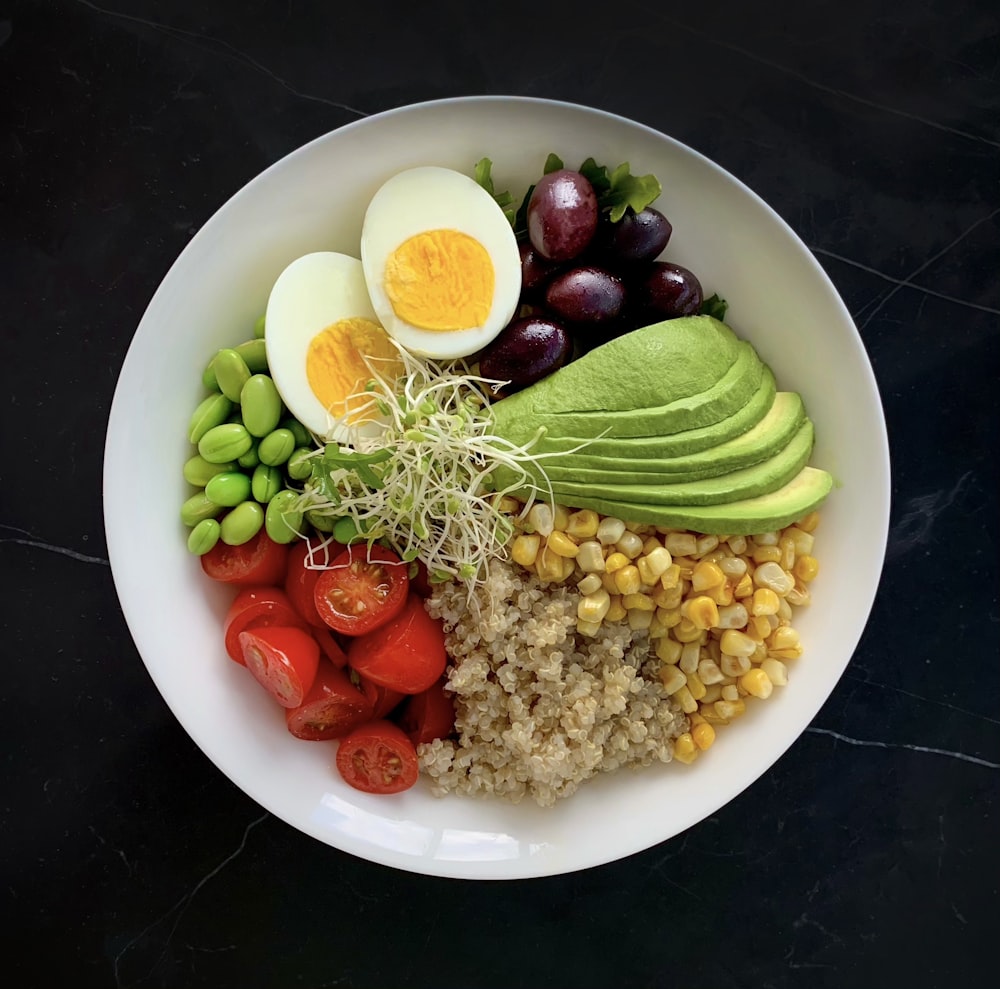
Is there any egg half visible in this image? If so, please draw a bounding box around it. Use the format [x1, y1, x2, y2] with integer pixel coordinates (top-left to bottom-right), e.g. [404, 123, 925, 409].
[264, 251, 403, 442]
[360, 165, 522, 359]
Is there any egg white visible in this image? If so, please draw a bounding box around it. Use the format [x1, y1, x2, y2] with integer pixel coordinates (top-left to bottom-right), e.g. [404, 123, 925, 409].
[265, 251, 389, 442]
[360, 166, 522, 360]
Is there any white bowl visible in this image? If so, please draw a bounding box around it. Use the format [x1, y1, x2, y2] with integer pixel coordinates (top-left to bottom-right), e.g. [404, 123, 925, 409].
[103, 96, 890, 880]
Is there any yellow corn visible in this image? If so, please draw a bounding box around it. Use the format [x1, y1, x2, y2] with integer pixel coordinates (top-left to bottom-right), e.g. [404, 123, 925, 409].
[578, 589, 611, 623]
[576, 573, 603, 596]
[527, 502, 554, 536]
[663, 532, 698, 556]
[596, 516, 626, 545]
[656, 636, 683, 665]
[642, 535, 663, 556]
[601, 571, 620, 595]
[511, 533, 540, 567]
[552, 503, 571, 531]
[659, 564, 682, 589]
[794, 555, 820, 582]
[622, 592, 655, 612]
[752, 545, 783, 564]
[682, 595, 720, 630]
[739, 668, 774, 699]
[797, 510, 820, 532]
[637, 547, 673, 585]
[753, 561, 795, 595]
[720, 629, 757, 656]
[547, 530, 579, 558]
[700, 683, 723, 704]
[536, 546, 570, 582]
[576, 540, 606, 572]
[604, 551, 629, 574]
[616, 530, 644, 559]
[674, 684, 698, 713]
[673, 618, 704, 644]
[576, 619, 601, 637]
[779, 535, 796, 571]
[691, 560, 725, 591]
[659, 664, 687, 694]
[733, 573, 754, 599]
[605, 595, 627, 623]
[672, 732, 698, 764]
[686, 671, 707, 701]
[720, 652, 751, 678]
[768, 626, 801, 652]
[495, 495, 521, 514]
[691, 721, 716, 751]
[714, 697, 746, 720]
[613, 564, 642, 595]
[751, 587, 781, 616]
[565, 509, 599, 539]
[628, 608, 654, 631]
[761, 657, 788, 686]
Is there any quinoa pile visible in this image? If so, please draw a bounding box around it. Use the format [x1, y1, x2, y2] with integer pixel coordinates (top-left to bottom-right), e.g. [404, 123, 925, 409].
[418, 558, 687, 806]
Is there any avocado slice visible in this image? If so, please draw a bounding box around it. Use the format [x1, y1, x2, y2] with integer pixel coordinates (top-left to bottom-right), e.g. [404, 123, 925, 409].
[541, 466, 835, 535]
[534, 419, 815, 506]
[525, 365, 777, 460]
[535, 392, 806, 485]
[495, 340, 764, 443]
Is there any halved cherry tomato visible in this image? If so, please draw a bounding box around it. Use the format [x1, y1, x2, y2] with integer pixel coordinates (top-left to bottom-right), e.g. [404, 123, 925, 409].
[284, 537, 345, 629]
[409, 558, 434, 598]
[314, 628, 349, 668]
[396, 677, 455, 745]
[285, 663, 373, 741]
[335, 720, 419, 794]
[346, 593, 446, 695]
[238, 625, 319, 708]
[355, 673, 406, 720]
[313, 544, 409, 636]
[201, 530, 289, 586]
[223, 586, 309, 664]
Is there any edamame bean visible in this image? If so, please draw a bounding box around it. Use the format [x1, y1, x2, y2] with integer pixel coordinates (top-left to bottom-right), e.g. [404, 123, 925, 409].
[197, 422, 253, 463]
[213, 348, 252, 403]
[281, 417, 312, 448]
[265, 490, 303, 544]
[187, 518, 221, 555]
[332, 515, 364, 545]
[188, 393, 233, 445]
[240, 374, 282, 437]
[287, 446, 316, 481]
[251, 464, 283, 503]
[305, 509, 337, 533]
[257, 427, 296, 466]
[181, 491, 222, 527]
[220, 500, 264, 545]
[202, 362, 219, 392]
[234, 338, 268, 373]
[183, 454, 236, 487]
[237, 443, 260, 469]
[253, 314, 266, 339]
[205, 471, 253, 507]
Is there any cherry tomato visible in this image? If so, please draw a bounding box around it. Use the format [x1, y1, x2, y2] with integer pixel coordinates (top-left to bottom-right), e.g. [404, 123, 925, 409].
[396, 677, 455, 745]
[314, 628, 349, 668]
[285, 663, 373, 741]
[335, 720, 419, 795]
[409, 558, 434, 598]
[285, 537, 345, 629]
[356, 673, 406, 720]
[313, 544, 409, 636]
[346, 593, 446, 695]
[238, 625, 320, 708]
[201, 530, 289, 586]
[222, 586, 309, 664]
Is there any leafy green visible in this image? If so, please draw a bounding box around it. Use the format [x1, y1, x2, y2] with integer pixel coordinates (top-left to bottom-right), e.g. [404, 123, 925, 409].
[596, 162, 662, 222]
[542, 153, 564, 174]
[309, 446, 393, 503]
[700, 293, 730, 321]
[473, 157, 517, 225]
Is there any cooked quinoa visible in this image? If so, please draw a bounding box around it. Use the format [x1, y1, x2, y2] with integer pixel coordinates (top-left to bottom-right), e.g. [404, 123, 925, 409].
[419, 558, 687, 807]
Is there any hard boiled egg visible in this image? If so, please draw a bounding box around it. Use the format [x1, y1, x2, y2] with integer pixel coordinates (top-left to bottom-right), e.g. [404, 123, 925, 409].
[360, 165, 522, 359]
[264, 251, 403, 442]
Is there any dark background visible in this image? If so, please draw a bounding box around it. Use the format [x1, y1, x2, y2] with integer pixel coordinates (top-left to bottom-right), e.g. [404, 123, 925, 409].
[2, 2, 998, 987]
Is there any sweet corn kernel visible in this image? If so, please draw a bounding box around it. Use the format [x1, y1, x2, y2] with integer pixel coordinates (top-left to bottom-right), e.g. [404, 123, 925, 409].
[685, 671, 707, 701]
[654, 586, 683, 611]
[576, 573, 603, 596]
[663, 532, 697, 556]
[715, 698, 746, 720]
[637, 546, 673, 585]
[656, 636, 683, 665]
[601, 571, 619, 595]
[576, 540, 606, 573]
[733, 573, 754, 599]
[679, 640, 701, 675]
[672, 732, 698, 764]
[752, 545, 783, 564]
[511, 533, 540, 567]
[494, 495, 520, 514]
[784, 526, 815, 555]
[673, 618, 704, 643]
[753, 561, 795, 595]
[536, 546, 569, 582]
[720, 652, 752, 677]
[719, 555, 748, 577]
[659, 564, 682, 590]
[552, 503, 570, 530]
[613, 565, 642, 595]
[691, 720, 716, 751]
[751, 615, 774, 640]
[761, 657, 788, 686]
[622, 592, 655, 612]
[697, 658, 725, 684]
[576, 619, 601, 637]
[695, 534, 720, 556]
[794, 555, 820, 582]
[706, 581, 734, 606]
[682, 595, 720, 630]
[717, 602, 749, 629]
[797, 511, 820, 532]
[616, 531, 644, 559]
[751, 587, 781, 616]
[655, 605, 682, 629]
[769, 626, 801, 652]
[596, 516, 626, 545]
[604, 551, 629, 574]
[720, 629, 757, 656]
[605, 596, 627, 623]
[527, 502, 554, 537]
[547, 530, 579, 558]
[565, 509, 599, 539]
[727, 534, 748, 555]
[754, 530, 779, 546]
[740, 667, 774, 699]
[674, 684, 698, 713]
[700, 683, 723, 704]
[659, 664, 687, 694]
[779, 535, 797, 571]
[786, 585, 812, 607]
[642, 535, 662, 556]
[691, 560, 725, 591]
[628, 607, 654, 631]
[578, 588, 611, 623]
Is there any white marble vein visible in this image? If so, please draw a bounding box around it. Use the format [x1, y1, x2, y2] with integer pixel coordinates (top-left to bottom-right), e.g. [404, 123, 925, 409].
[807, 727, 1000, 769]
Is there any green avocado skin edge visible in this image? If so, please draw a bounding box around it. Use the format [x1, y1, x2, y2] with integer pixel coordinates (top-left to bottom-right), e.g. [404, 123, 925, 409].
[488, 316, 835, 532]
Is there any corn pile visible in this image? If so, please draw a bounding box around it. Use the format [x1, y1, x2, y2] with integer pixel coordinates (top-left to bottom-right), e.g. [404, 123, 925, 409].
[501, 498, 820, 765]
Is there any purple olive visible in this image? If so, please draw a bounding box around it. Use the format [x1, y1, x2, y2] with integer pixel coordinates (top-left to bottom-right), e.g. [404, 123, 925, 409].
[526, 169, 598, 262]
[479, 316, 573, 391]
[636, 261, 703, 319]
[592, 206, 673, 265]
[519, 241, 564, 301]
[544, 265, 625, 325]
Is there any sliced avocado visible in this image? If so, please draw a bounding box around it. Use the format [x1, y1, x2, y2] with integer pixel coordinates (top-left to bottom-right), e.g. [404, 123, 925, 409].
[536, 393, 806, 485]
[495, 340, 764, 443]
[534, 419, 814, 507]
[539, 466, 834, 535]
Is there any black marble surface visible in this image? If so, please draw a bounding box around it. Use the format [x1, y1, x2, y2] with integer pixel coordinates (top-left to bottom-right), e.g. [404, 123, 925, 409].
[3, 1, 998, 987]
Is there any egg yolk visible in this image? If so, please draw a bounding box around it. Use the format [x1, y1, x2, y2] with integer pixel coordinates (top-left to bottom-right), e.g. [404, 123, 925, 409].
[306, 317, 403, 424]
[383, 229, 494, 332]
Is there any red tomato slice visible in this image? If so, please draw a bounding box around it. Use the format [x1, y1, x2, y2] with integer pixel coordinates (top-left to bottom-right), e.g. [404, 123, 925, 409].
[285, 663, 373, 741]
[313, 544, 409, 636]
[346, 593, 446, 695]
[335, 720, 419, 794]
[201, 530, 289, 586]
[238, 625, 320, 708]
[222, 586, 309, 664]
[356, 673, 406, 720]
[284, 537, 345, 629]
[314, 628, 349, 668]
[396, 677, 456, 745]
[409, 558, 434, 598]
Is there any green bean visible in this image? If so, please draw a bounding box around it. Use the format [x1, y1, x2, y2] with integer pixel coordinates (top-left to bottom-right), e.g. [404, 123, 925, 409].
[213, 348, 252, 403]
[234, 338, 268, 373]
[281, 417, 312, 448]
[181, 491, 222, 527]
[240, 374, 283, 437]
[220, 501, 264, 545]
[265, 489, 303, 544]
[188, 393, 233, 445]
[332, 515, 365, 545]
[183, 455, 236, 487]
[237, 443, 260, 469]
[197, 422, 253, 463]
[257, 427, 296, 466]
[202, 362, 220, 392]
[251, 464, 283, 503]
[287, 446, 317, 481]
[205, 471, 253, 507]
[187, 518, 221, 555]
[253, 314, 267, 339]
[305, 509, 337, 533]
